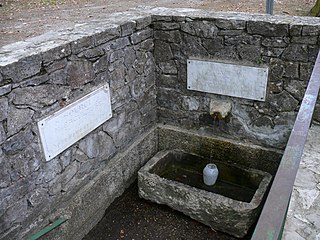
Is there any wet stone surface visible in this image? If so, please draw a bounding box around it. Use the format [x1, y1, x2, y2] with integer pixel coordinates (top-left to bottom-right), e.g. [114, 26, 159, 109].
[83, 182, 254, 240]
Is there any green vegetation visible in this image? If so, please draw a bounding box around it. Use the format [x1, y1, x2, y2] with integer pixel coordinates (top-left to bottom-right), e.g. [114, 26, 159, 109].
[310, 0, 320, 17]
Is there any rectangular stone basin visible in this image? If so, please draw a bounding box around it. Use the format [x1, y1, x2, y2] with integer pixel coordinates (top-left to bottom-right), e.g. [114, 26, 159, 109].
[138, 149, 272, 238]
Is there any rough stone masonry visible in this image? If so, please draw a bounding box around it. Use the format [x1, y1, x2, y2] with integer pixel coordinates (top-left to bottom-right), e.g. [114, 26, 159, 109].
[0, 6, 319, 240]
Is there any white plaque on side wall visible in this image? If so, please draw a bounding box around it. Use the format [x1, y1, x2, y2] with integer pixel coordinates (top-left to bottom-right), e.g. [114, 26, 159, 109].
[38, 85, 112, 161]
[187, 59, 268, 101]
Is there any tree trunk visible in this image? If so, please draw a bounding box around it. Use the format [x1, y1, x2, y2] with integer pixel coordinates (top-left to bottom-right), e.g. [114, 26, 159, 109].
[310, 0, 320, 17]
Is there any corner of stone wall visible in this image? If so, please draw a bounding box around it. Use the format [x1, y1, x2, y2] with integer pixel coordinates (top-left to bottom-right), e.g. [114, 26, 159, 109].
[0, 10, 157, 240]
[151, 8, 320, 149]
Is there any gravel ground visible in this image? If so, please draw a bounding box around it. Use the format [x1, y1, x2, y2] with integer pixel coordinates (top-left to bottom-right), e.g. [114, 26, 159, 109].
[83, 182, 255, 240]
[0, 0, 316, 47]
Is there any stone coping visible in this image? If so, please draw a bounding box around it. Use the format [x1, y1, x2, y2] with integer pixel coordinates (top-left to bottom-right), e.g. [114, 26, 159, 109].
[1, 6, 320, 66]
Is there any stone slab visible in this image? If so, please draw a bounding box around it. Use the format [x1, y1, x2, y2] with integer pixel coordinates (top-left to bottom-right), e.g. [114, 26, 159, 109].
[187, 59, 268, 101]
[38, 85, 112, 161]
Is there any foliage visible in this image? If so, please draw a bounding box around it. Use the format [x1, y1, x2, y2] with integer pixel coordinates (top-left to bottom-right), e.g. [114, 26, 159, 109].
[310, 0, 320, 16]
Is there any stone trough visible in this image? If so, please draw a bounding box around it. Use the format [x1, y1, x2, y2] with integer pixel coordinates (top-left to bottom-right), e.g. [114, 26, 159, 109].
[138, 150, 272, 238]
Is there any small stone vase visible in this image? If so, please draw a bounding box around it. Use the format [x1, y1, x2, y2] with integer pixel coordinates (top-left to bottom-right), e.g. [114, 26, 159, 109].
[203, 163, 219, 186]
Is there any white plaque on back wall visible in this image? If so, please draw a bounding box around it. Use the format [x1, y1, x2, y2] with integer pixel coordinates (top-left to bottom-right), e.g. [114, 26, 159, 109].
[38, 85, 112, 161]
[187, 59, 268, 101]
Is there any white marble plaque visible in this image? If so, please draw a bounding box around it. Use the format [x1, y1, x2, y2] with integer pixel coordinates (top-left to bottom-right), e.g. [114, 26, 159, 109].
[187, 59, 268, 101]
[38, 85, 112, 161]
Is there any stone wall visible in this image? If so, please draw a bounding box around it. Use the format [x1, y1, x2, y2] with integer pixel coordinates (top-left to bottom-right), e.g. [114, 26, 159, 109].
[0, 12, 156, 240]
[152, 8, 320, 148]
[0, 7, 320, 240]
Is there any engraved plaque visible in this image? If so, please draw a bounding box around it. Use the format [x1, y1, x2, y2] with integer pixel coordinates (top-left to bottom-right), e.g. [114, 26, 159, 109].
[38, 85, 112, 161]
[187, 59, 268, 101]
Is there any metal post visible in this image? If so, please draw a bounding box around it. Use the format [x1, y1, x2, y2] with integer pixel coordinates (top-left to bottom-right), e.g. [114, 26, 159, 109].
[266, 0, 274, 15]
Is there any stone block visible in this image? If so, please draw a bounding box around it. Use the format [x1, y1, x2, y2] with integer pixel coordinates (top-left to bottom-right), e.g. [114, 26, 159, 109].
[93, 54, 110, 74]
[182, 96, 200, 111]
[237, 44, 261, 62]
[27, 188, 48, 207]
[41, 44, 71, 63]
[12, 85, 71, 109]
[2, 128, 34, 155]
[289, 25, 302, 37]
[153, 22, 180, 30]
[202, 38, 224, 55]
[130, 29, 153, 45]
[218, 29, 244, 36]
[181, 21, 218, 38]
[224, 34, 261, 46]
[79, 131, 115, 159]
[109, 49, 125, 63]
[36, 159, 62, 184]
[269, 91, 299, 112]
[283, 61, 299, 79]
[269, 82, 283, 94]
[282, 44, 309, 62]
[152, 15, 172, 22]
[253, 115, 274, 128]
[18, 74, 49, 88]
[135, 16, 152, 30]
[110, 85, 131, 110]
[70, 36, 95, 54]
[154, 40, 173, 62]
[284, 80, 306, 101]
[214, 19, 246, 30]
[157, 74, 178, 88]
[308, 45, 319, 62]
[261, 37, 289, 47]
[291, 36, 318, 45]
[154, 30, 181, 43]
[158, 61, 177, 75]
[94, 25, 121, 46]
[300, 63, 314, 81]
[101, 37, 130, 52]
[157, 88, 181, 110]
[121, 21, 136, 36]
[0, 98, 8, 122]
[7, 106, 34, 137]
[109, 61, 126, 90]
[269, 58, 285, 80]
[59, 150, 72, 170]
[123, 47, 136, 68]
[77, 47, 104, 59]
[45, 59, 68, 73]
[247, 21, 289, 37]
[0, 84, 12, 97]
[133, 38, 154, 52]
[66, 59, 95, 88]
[262, 47, 285, 58]
[180, 33, 207, 57]
[302, 25, 320, 36]
[49, 69, 67, 85]
[1, 55, 42, 83]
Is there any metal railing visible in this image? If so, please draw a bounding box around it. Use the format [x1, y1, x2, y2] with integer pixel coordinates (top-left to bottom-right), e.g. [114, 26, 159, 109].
[266, 0, 274, 15]
[251, 51, 320, 239]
